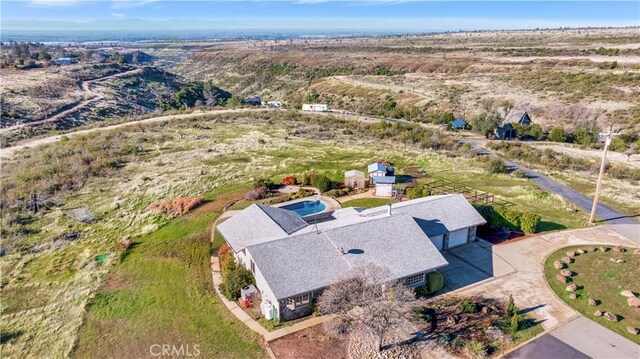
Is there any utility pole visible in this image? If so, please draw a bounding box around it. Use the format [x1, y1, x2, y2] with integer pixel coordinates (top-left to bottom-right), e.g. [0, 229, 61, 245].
[588, 124, 618, 225]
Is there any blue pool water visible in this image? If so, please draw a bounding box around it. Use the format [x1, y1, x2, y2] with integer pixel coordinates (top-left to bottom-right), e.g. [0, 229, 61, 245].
[281, 200, 326, 217]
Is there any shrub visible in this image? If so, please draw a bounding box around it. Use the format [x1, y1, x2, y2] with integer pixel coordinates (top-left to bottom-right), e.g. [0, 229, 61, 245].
[407, 185, 431, 199]
[244, 187, 267, 201]
[548, 126, 567, 142]
[282, 176, 297, 186]
[222, 265, 255, 300]
[427, 271, 444, 293]
[220, 255, 237, 282]
[485, 158, 507, 175]
[510, 313, 523, 333]
[520, 212, 541, 233]
[150, 196, 205, 215]
[218, 242, 231, 262]
[506, 294, 518, 317]
[512, 169, 528, 178]
[458, 299, 477, 314]
[464, 340, 487, 359]
[310, 173, 332, 192]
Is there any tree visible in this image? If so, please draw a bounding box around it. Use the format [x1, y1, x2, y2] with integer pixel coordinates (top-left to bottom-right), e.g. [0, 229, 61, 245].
[226, 95, 244, 107]
[318, 264, 416, 353]
[310, 173, 332, 192]
[548, 126, 567, 142]
[571, 127, 597, 146]
[471, 111, 501, 138]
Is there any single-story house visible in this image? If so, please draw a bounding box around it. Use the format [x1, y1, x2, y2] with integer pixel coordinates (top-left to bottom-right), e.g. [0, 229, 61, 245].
[54, 57, 73, 65]
[344, 170, 366, 189]
[367, 162, 394, 185]
[302, 103, 330, 112]
[505, 110, 533, 127]
[451, 118, 468, 130]
[372, 175, 396, 197]
[244, 96, 262, 106]
[216, 194, 486, 321]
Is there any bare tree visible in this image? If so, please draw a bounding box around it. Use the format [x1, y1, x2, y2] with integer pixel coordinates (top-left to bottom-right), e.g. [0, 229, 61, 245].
[318, 264, 416, 353]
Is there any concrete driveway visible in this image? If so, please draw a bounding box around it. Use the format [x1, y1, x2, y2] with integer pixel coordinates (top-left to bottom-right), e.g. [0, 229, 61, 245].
[507, 316, 639, 359]
[449, 225, 637, 330]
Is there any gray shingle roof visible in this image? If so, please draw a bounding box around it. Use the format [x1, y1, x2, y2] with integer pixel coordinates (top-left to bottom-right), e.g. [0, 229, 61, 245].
[220, 194, 485, 300]
[247, 213, 448, 299]
[361, 194, 487, 237]
[216, 204, 308, 251]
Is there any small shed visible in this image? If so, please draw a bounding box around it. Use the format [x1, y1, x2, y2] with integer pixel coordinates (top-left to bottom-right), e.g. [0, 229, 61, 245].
[451, 118, 468, 130]
[344, 170, 366, 189]
[368, 162, 394, 185]
[373, 176, 396, 197]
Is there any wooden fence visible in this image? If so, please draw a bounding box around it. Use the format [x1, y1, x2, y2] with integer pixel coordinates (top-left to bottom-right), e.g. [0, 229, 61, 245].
[421, 179, 514, 207]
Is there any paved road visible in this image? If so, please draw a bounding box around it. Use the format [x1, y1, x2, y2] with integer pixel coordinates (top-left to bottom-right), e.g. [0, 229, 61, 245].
[463, 139, 638, 225]
[508, 316, 640, 359]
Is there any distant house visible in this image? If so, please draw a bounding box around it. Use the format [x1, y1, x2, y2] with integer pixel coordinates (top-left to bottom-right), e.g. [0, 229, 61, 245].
[504, 110, 533, 127]
[302, 103, 330, 112]
[495, 110, 532, 139]
[54, 57, 73, 65]
[450, 118, 468, 130]
[216, 194, 487, 321]
[344, 170, 366, 189]
[244, 96, 262, 106]
[372, 176, 396, 197]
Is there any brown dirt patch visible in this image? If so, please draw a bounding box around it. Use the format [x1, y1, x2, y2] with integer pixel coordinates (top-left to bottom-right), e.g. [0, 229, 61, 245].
[268, 324, 348, 359]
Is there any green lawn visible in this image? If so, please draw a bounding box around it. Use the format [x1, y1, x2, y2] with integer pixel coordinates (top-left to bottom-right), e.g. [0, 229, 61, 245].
[416, 154, 589, 232]
[73, 209, 266, 358]
[341, 198, 398, 208]
[544, 245, 640, 344]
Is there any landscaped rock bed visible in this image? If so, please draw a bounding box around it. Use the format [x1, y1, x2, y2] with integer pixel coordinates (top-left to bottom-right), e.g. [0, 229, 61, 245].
[544, 245, 640, 344]
[414, 296, 542, 358]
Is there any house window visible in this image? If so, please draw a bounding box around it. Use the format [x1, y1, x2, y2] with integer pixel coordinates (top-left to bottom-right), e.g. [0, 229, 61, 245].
[404, 273, 425, 287]
[286, 293, 311, 310]
[250, 260, 255, 274]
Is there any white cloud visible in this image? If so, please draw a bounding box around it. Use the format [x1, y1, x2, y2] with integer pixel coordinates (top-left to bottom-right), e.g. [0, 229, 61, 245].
[111, 0, 158, 9]
[28, 0, 80, 6]
[111, 12, 126, 17]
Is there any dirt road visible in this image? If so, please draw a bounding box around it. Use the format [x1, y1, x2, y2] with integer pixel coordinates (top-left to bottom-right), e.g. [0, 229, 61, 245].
[0, 68, 143, 135]
[0, 108, 271, 159]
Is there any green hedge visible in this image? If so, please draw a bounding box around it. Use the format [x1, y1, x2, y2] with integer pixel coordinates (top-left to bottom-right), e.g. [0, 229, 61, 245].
[474, 205, 541, 233]
[427, 271, 444, 292]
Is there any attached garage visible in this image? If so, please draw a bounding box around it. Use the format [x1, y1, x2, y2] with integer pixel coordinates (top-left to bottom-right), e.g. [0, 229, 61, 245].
[430, 235, 444, 251]
[447, 228, 469, 248]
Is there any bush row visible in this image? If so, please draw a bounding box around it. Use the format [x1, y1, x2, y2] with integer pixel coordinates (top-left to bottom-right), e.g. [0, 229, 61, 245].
[475, 204, 541, 233]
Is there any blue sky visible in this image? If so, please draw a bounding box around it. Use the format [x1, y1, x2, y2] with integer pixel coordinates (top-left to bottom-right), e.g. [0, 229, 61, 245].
[2, 1, 639, 33]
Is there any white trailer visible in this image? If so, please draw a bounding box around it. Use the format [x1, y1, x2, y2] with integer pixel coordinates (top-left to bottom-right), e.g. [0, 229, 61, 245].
[302, 103, 330, 112]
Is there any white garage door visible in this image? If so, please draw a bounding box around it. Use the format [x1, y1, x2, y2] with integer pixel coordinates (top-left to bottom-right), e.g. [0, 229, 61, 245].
[430, 235, 444, 251]
[448, 228, 469, 248]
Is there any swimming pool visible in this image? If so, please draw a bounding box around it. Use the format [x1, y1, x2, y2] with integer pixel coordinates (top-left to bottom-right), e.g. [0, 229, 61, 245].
[280, 200, 326, 217]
